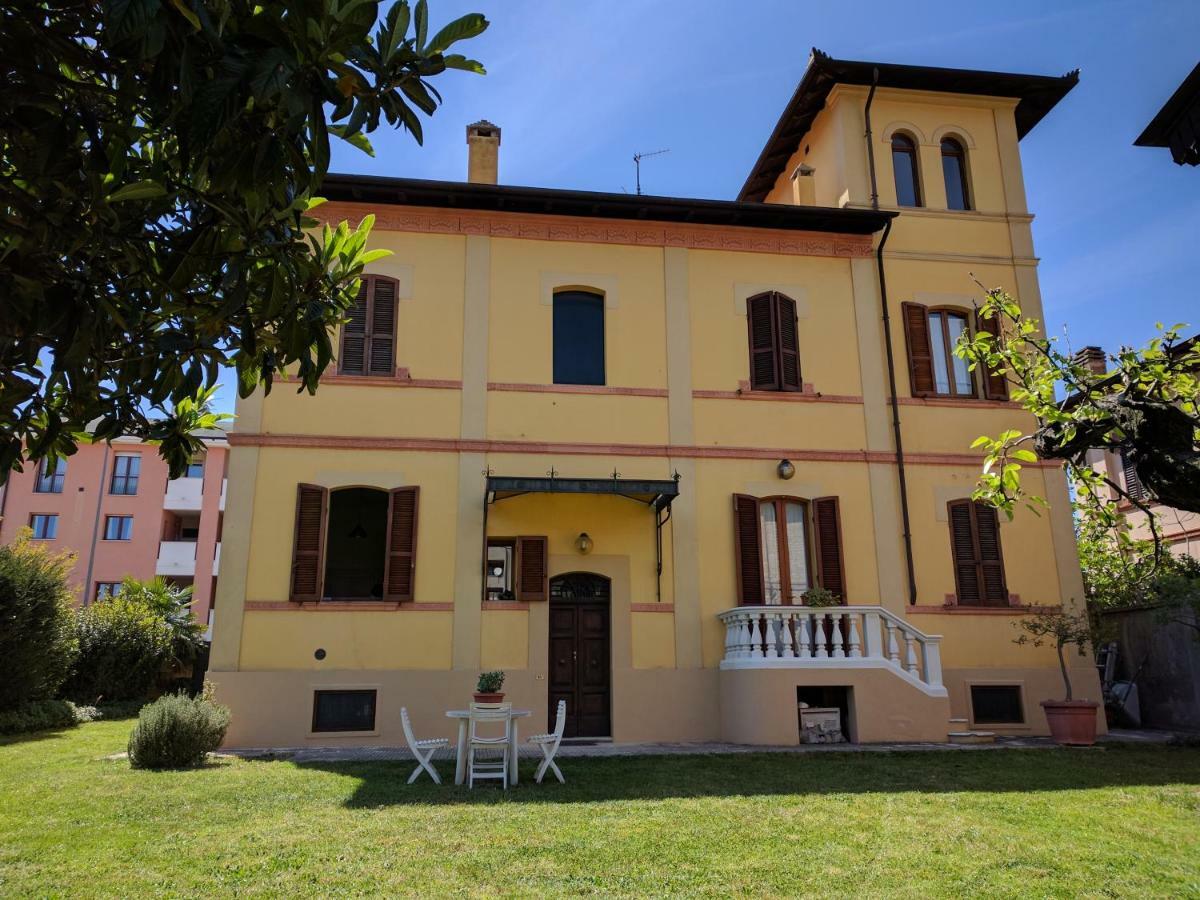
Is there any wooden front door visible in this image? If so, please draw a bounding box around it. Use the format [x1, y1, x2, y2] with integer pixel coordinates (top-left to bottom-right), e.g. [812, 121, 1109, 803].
[549, 573, 612, 738]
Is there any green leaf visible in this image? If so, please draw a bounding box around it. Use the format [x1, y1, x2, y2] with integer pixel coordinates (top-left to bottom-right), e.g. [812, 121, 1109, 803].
[414, 0, 428, 50]
[425, 13, 488, 53]
[108, 180, 167, 202]
[329, 126, 375, 156]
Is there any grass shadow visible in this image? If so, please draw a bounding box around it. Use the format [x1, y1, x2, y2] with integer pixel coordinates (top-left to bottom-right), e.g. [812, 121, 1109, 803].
[292, 745, 1200, 808]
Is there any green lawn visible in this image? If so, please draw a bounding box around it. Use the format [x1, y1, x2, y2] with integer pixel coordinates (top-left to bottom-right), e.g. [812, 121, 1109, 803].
[1, 720, 1198, 898]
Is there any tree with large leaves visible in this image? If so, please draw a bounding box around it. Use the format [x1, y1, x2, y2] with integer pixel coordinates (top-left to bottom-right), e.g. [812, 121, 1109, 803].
[955, 287, 1198, 561]
[0, 0, 486, 478]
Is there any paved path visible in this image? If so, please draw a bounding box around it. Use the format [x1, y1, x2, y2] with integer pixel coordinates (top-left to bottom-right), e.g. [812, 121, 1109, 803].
[223, 728, 1173, 764]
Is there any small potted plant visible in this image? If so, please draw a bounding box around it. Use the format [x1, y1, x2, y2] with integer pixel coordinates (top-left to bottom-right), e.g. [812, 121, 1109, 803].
[474, 670, 506, 704]
[1014, 609, 1100, 745]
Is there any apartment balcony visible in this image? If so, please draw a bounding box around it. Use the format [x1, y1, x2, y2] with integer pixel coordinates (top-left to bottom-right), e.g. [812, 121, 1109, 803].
[156, 540, 197, 577]
[163, 477, 228, 512]
[212, 541, 221, 575]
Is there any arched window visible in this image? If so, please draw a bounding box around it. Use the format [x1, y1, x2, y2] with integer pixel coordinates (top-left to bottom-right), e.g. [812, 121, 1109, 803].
[891, 133, 922, 207]
[553, 290, 605, 385]
[940, 138, 971, 211]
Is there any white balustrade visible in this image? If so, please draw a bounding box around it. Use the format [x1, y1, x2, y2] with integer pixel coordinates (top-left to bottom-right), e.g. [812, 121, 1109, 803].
[717, 605, 946, 695]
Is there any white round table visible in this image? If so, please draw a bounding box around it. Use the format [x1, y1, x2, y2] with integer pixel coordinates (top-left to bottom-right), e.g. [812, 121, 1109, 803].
[446, 708, 531, 786]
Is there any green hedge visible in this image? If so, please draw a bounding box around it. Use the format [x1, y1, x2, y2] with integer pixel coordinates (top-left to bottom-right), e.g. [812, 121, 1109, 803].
[65, 598, 174, 703]
[0, 699, 97, 735]
[0, 533, 79, 710]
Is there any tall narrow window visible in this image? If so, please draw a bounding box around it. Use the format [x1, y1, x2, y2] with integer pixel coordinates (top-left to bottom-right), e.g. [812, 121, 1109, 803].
[903, 304, 983, 398]
[746, 291, 801, 392]
[941, 138, 971, 211]
[891, 134, 922, 207]
[110, 454, 140, 495]
[927, 310, 974, 396]
[34, 458, 66, 493]
[339, 275, 397, 376]
[948, 499, 1007, 606]
[733, 495, 844, 605]
[553, 290, 605, 385]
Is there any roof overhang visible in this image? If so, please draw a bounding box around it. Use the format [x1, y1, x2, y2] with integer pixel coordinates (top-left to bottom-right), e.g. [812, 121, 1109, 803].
[320, 174, 894, 235]
[1135, 61, 1200, 166]
[486, 475, 679, 512]
[738, 49, 1080, 202]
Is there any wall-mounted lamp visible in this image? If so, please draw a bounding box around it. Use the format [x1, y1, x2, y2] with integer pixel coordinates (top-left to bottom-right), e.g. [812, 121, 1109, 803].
[575, 532, 594, 555]
[777, 459, 795, 480]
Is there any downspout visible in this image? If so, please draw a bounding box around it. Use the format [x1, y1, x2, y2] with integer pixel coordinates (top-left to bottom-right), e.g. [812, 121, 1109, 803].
[865, 70, 919, 606]
[82, 443, 110, 603]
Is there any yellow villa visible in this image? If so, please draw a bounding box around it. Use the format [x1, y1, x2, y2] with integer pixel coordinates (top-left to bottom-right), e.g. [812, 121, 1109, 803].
[210, 51, 1104, 747]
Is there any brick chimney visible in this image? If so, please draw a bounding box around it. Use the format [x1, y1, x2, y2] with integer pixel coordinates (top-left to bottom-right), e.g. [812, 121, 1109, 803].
[1073, 346, 1107, 376]
[466, 120, 500, 184]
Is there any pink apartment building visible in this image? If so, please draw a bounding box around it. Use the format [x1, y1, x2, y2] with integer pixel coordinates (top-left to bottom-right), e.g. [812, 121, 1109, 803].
[0, 429, 229, 638]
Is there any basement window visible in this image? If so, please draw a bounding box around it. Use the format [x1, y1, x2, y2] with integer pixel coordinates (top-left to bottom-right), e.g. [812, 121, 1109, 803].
[970, 684, 1024, 725]
[312, 690, 377, 733]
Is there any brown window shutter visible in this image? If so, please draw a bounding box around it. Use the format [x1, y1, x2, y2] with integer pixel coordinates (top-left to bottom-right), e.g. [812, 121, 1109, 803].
[812, 496, 846, 601]
[733, 494, 764, 605]
[902, 302, 935, 397]
[516, 536, 548, 602]
[746, 293, 779, 390]
[384, 486, 419, 601]
[775, 292, 802, 392]
[976, 312, 1009, 400]
[948, 499, 1006, 606]
[1122, 453, 1146, 501]
[368, 277, 397, 376]
[974, 502, 1007, 604]
[339, 279, 369, 375]
[290, 484, 328, 602]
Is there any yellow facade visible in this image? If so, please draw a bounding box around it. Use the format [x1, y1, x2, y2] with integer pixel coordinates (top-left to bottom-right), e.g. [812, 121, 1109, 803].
[210, 58, 1101, 748]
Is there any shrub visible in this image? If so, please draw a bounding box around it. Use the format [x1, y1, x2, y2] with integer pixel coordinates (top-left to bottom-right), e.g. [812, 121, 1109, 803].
[0, 530, 79, 710]
[476, 670, 505, 693]
[65, 597, 174, 703]
[0, 699, 95, 735]
[127, 690, 230, 769]
[116, 576, 205, 664]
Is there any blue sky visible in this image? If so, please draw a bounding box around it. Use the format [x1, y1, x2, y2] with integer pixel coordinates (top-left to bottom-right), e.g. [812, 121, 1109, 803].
[217, 0, 1198, 412]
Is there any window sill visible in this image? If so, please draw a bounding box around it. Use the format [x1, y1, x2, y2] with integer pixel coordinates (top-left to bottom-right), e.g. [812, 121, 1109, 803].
[896, 396, 1022, 409]
[692, 383, 862, 404]
[482, 601, 530, 611]
[488, 382, 668, 398]
[321, 368, 462, 390]
[246, 601, 454, 612]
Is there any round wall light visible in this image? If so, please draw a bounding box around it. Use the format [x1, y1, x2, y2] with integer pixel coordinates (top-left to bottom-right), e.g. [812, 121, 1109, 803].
[314, 648, 327, 661]
[777, 459, 796, 480]
[575, 532, 594, 555]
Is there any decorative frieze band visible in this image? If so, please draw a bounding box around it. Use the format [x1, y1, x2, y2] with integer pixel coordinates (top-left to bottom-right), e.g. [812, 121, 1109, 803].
[315, 202, 876, 259]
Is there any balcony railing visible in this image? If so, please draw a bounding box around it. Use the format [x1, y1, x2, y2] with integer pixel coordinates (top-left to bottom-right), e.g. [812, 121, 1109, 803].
[163, 477, 203, 511]
[156, 540, 197, 577]
[718, 605, 946, 696]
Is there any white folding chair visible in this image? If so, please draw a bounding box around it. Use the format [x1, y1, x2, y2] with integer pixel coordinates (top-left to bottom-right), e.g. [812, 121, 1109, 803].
[528, 700, 567, 784]
[467, 705, 512, 790]
[400, 707, 450, 785]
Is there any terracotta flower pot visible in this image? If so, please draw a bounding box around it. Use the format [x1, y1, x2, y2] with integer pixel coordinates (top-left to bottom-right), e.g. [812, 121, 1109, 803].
[1041, 700, 1100, 746]
[473, 692, 505, 704]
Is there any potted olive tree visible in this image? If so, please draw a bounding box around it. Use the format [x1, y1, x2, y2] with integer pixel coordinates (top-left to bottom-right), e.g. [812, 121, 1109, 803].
[473, 670, 506, 704]
[1014, 609, 1100, 745]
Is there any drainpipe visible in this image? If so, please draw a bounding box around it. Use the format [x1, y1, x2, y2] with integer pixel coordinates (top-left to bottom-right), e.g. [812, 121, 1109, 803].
[865, 68, 880, 211]
[82, 443, 110, 603]
[865, 70, 919, 606]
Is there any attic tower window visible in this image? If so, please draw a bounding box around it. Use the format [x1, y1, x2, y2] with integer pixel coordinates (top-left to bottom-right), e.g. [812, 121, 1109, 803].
[891, 133, 922, 207]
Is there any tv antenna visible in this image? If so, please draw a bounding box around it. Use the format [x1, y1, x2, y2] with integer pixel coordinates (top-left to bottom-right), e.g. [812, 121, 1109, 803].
[633, 148, 670, 195]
